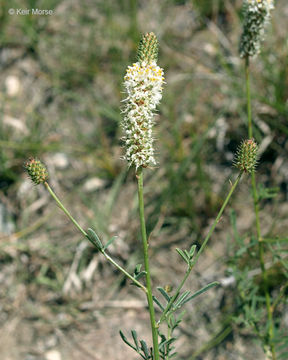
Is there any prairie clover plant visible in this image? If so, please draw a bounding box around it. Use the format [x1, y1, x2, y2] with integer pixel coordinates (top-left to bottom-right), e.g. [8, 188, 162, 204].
[24, 33, 256, 360]
[235, 2, 286, 360]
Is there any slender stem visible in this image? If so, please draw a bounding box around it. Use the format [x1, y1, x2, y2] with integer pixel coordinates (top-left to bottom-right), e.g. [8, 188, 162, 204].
[45, 182, 86, 237]
[245, 57, 253, 139]
[44, 182, 147, 293]
[166, 323, 173, 360]
[136, 168, 159, 360]
[193, 172, 242, 264]
[245, 58, 276, 360]
[159, 172, 242, 324]
[103, 251, 147, 293]
[158, 264, 191, 325]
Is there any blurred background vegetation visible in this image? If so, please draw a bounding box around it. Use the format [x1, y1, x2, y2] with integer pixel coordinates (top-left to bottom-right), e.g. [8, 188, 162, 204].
[0, 0, 287, 359]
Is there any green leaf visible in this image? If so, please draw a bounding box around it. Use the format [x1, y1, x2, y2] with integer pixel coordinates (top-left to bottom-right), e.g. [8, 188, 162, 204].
[133, 264, 146, 281]
[189, 244, 197, 258]
[169, 351, 178, 358]
[159, 337, 177, 351]
[134, 271, 146, 280]
[181, 281, 219, 305]
[168, 313, 176, 328]
[131, 330, 139, 351]
[175, 248, 190, 264]
[278, 353, 288, 360]
[171, 311, 185, 329]
[140, 340, 150, 358]
[135, 264, 142, 273]
[184, 249, 190, 257]
[258, 183, 279, 200]
[262, 237, 288, 243]
[119, 330, 137, 351]
[153, 295, 165, 311]
[157, 287, 171, 302]
[230, 209, 241, 245]
[86, 228, 103, 251]
[173, 290, 191, 309]
[103, 236, 118, 250]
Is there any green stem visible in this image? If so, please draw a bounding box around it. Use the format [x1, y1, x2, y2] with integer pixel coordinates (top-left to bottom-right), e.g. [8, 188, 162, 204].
[44, 182, 147, 293]
[166, 324, 173, 360]
[245, 58, 276, 360]
[245, 57, 253, 139]
[159, 172, 242, 324]
[103, 251, 147, 293]
[45, 182, 86, 237]
[136, 168, 159, 360]
[158, 267, 191, 325]
[193, 172, 242, 264]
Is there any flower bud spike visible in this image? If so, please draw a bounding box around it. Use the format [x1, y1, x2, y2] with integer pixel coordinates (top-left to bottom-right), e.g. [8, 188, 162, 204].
[121, 32, 164, 169]
[137, 32, 159, 64]
[24, 157, 49, 185]
[239, 0, 274, 58]
[234, 139, 258, 174]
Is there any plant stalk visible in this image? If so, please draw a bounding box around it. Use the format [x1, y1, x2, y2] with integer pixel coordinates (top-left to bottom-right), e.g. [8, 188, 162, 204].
[159, 172, 242, 324]
[44, 182, 147, 293]
[136, 168, 159, 360]
[245, 57, 276, 360]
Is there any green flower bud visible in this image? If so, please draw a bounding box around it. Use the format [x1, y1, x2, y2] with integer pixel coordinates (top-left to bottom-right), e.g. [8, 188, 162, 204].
[24, 157, 49, 184]
[234, 139, 258, 173]
[137, 32, 159, 64]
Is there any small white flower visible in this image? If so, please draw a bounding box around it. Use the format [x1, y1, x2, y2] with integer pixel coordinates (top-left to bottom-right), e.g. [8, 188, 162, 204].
[239, 0, 274, 58]
[121, 60, 164, 169]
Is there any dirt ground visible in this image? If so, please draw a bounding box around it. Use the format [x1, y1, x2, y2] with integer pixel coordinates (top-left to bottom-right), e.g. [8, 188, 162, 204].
[1, 0, 288, 359]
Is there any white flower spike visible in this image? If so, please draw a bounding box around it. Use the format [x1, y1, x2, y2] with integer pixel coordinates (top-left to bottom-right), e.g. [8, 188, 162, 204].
[121, 33, 164, 169]
[239, 0, 274, 58]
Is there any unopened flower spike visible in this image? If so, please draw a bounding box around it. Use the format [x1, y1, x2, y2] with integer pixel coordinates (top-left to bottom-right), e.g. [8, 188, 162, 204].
[24, 157, 49, 185]
[137, 32, 159, 64]
[121, 32, 164, 169]
[239, 0, 274, 58]
[234, 138, 258, 174]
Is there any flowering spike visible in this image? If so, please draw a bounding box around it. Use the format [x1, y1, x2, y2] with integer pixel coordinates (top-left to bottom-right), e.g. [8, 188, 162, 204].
[137, 32, 159, 64]
[234, 139, 258, 173]
[121, 33, 164, 169]
[24, 157, 49, 184]
[239, 0, 274, 58]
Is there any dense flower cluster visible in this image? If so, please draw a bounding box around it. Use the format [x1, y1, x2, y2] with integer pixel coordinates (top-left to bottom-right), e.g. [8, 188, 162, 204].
[24, 157, 49, 184]
[239, 0, 274, 58]
[234, 139, 258, 173]
[121, 33, 164, 169]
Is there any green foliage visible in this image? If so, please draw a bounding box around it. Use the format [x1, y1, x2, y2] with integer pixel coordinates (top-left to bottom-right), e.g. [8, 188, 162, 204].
[176, 244, 196, 266]
[227, 210, 288, 358]
[86, 228, 103, 251]
[119, 330, 153, 360]
[258, 184, 280, 201]
[132, 264, 146, 287]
